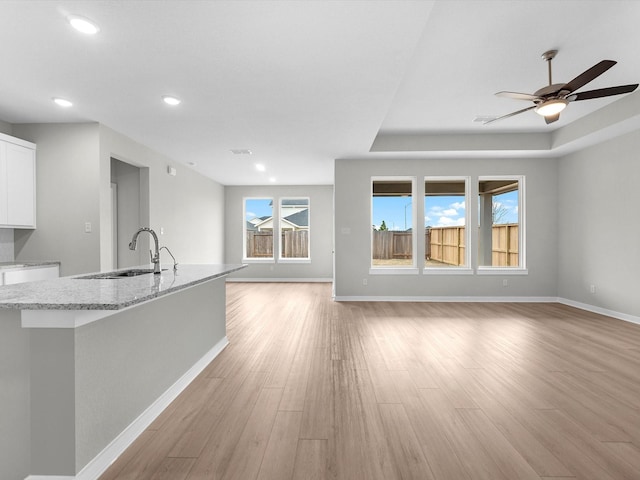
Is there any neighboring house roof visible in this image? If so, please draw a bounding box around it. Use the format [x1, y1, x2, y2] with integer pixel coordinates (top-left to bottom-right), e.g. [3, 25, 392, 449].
[281, 199, 308, 207]
[284, 209, 308, 227]
[246, 221, 258, 231]
[250, 209, 309, 230]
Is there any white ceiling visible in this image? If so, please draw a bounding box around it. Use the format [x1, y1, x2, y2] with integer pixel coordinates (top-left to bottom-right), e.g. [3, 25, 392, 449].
[1, 0, 639, 185]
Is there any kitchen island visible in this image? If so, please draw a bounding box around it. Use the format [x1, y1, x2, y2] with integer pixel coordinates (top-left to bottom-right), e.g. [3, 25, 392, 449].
[0, 264, 245, 480]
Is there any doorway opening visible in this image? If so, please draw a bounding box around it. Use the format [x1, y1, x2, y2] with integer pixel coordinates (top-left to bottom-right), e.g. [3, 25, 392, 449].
[110, 158, 150, 269]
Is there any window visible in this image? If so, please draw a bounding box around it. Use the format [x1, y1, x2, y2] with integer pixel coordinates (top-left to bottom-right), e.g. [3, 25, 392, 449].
[243, 198, 274, 261]
[478, 176, 525, 271]
[279, 198, 310, 261]
[371, 177, 417, 273]
[424, 177, 470, 271]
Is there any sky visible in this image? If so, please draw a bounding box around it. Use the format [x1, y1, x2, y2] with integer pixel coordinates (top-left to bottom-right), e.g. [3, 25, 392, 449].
[245, 198, 273, 221]
[373, 191, 518, 231]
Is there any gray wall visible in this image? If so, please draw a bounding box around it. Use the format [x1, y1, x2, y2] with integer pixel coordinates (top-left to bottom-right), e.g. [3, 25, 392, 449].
[11, 122, 225, 276]
[334, 157, 559, 298]
[111, 158, 144, 268]
[225, 185, 333, 280]
[558, 129, 640, 317]
[13, 123, 102, 276]
[0, 229, 14, 262]
[0, 310, 30, 480]
[0, 119, 12, 135]
[99, 125, 225, 270]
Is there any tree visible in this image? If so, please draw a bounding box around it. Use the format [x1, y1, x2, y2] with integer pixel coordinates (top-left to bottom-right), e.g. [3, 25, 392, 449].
[492, 202, 509, 224]
[379, 220, 388, 231]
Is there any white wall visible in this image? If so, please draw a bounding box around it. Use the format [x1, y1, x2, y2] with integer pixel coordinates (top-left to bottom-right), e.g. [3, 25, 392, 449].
[225, 185, 333, 280]
[558, 129, 640, 317]
[334, 157, 559, 299]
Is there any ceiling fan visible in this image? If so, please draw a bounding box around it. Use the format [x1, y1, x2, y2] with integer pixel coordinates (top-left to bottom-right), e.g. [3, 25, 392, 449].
[484, 50, 638, 125]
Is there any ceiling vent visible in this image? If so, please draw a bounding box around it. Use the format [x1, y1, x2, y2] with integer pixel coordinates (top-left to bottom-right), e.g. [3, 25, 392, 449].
[230, 149, 252, 155]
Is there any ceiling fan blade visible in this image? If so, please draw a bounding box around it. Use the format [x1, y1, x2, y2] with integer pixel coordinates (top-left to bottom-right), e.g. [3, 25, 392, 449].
[563, 60, 616, 93]
[568, 84, 639, 101]
[495, 91, 539, 101]
[483, 105, 536, 124]
[544, 113, 560, 124]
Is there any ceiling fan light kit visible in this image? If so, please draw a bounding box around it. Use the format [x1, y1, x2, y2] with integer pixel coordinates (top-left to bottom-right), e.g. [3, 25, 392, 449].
[484, 49, 638, 125]
[535, 98, 568, 117]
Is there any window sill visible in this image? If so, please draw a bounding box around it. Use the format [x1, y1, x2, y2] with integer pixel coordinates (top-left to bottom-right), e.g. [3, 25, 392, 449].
[369, 267, 419, 275]
[242, 258, 275, 264]
[278, 258, 311, 264]
[476, 267, 528, 275]
[423, 267, 474, 275]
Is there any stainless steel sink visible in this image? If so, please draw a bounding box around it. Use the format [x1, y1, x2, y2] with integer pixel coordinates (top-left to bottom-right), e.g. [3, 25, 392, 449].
[76, 268, 165, 279]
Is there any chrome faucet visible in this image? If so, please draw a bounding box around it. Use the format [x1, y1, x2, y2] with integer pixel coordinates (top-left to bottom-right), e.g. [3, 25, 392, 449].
[129, 227, 161, 274]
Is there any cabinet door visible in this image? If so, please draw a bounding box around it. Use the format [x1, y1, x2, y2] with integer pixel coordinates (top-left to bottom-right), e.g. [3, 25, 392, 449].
[6, 142, 35, 227]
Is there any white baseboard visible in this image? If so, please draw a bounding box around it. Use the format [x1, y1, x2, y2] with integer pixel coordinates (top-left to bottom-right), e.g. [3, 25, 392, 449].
[333, 295, 640, 326]
[334, 295, 558, 303]
[557, 298, 640, 326]
[25, 336, 230, 480]
[227, 277, 332, 283]
[25, 477, 74, 480]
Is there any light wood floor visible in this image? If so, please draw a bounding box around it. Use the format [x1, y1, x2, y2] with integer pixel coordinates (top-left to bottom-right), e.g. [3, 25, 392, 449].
[100, 282, 640, 480]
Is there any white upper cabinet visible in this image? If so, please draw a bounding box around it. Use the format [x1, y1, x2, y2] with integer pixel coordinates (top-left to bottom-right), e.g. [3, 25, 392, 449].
[0, 132, 36, 228]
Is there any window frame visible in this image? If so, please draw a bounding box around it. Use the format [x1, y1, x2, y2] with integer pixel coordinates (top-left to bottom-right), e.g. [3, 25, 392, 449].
[370, 176, 418, 275]
[476, 175, 527, 275]
[278, 196, 311, 264]
[243, 196, 275, 263]
[423, 176, 473, 276]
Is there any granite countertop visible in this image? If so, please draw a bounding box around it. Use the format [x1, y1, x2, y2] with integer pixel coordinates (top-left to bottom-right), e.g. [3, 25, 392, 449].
[0, 261, 61, 270]
[0, 264, 246, 311]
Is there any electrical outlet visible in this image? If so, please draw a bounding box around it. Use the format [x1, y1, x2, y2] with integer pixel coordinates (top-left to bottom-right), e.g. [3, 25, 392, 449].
[590, 284, 596, 294]
[84, 222, 92, 233]
[363, 278, 368, 286]
[502, 279, 508, 287]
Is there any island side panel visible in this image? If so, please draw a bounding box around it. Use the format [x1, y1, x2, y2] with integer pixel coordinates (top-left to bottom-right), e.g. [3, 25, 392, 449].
[30, 327, 77, 475]
[74, 277, 227, 472]
[0, 310, 31, 480]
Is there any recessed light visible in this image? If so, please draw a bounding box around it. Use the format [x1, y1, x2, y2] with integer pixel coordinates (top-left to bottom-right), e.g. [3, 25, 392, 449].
[255, 164, 266, 172]
[53, 97, 73, 108]
[269, 177, 276, 183]
[67, 15, 100, 35]
[162, 95, 181, 106]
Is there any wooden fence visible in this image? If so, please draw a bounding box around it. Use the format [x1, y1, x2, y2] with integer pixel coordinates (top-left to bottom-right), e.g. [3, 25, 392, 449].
[427, 226, 465, 266]
[246, 230, 309, 258]
[281, 230, 309, 258]
[490, 224, 519, 267]
[372, 224, 518, 267]
[372, 231, 412, 260]
[246, 231, 273, 258]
